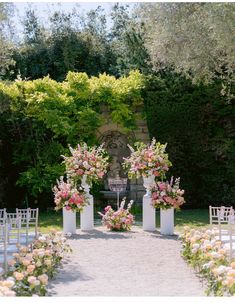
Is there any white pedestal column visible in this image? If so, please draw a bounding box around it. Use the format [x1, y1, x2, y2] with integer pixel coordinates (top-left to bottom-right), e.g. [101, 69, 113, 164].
[160, 207, 174, 235]
[143, 175, 156, 231]
[63, 207, 76, 234]
[80, 175, 94, 231]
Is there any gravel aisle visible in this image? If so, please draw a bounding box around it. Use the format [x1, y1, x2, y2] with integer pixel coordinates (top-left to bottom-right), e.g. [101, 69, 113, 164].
[48, 226, 205, 296]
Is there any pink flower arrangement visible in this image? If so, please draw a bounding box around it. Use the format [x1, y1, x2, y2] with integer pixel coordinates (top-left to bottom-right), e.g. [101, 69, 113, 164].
[1, 230, 71, 296]
[123, 138, 172, 179]
[62, 143, 109, 184]
[181, 227, 235, 296]
[98, 198, 134, 231]
[53, 176, 88, 212]
[151, 177, 185, 210]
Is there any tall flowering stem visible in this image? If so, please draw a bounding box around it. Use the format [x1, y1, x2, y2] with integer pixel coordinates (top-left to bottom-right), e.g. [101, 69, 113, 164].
[151, 177, 185, 210]
[62, 142, 109, 185]
[123, 138, 172, 179]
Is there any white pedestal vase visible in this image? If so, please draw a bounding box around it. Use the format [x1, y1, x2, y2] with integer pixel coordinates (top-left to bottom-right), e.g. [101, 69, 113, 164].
[142, 175, 156, 231]
[160, 207, 174, 235]
[63, 207, 76, 234]
[80, 175, 94, 231]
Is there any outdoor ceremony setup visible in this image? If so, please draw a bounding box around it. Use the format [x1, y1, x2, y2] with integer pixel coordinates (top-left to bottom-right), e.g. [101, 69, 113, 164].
[0, 1, 235, 298]
[1, 139, 235, 296]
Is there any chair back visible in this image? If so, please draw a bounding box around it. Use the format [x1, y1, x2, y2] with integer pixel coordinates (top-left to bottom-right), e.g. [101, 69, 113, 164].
[228, 212, 235, 261]
[0, 208, 7, 224]
[0, 223, 8, 272]
[16, 208, 39, 238]
[209, 206, 233, 225]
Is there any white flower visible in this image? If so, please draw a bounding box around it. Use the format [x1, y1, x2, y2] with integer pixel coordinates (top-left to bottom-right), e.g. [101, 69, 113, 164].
[213, 265, 228, 276]
[202, 261, 214, 270]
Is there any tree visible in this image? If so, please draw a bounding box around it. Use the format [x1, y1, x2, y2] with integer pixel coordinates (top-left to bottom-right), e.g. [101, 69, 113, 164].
[110, 3, 151, 76]
[140, 3, 235, 99]
[0, 3, 15, 77]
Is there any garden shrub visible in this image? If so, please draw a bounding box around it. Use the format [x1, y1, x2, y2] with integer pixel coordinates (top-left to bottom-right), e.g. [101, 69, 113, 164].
[144, 73, 235, 208]
[0, 71, 144, 208]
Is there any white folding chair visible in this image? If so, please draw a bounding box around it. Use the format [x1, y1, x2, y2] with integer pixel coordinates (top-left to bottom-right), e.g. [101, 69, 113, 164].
[6, 213, 21, 247]
[16, 208, 39, 241]
[218, 207, 234, 241]
[228, 214, 235, 261]
[0, 223, 8, 273]
[209, 206, 233, 227]
[0, 208, 7, 224]
[16, 208, 30, 245]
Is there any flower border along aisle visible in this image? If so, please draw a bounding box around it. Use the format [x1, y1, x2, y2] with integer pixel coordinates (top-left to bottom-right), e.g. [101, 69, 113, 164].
[62, 142, 109, 231]
[123, 138, 172, 232]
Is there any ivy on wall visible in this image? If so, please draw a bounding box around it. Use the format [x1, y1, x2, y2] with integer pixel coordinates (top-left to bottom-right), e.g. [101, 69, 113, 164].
[0, 70, 144, 208]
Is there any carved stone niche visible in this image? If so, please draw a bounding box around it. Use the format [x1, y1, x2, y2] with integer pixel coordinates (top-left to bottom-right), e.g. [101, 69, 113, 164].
[98, 130, 133, 190]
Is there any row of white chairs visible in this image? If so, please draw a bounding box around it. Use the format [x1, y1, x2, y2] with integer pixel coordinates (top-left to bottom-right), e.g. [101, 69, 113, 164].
[0, 208, 39, 273]
[209, 206, 235, 260]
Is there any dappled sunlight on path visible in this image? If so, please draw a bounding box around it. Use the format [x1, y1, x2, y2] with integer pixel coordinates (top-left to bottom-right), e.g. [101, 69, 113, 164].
[48, 226, 205, 296]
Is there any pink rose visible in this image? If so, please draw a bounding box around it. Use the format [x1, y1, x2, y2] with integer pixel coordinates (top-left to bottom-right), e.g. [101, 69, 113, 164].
[77, 169, 84, 176]
[65, 205, 71, 211]
[152, 192, 158, 200]
[158, 182, 167, 191]
[76, 196, 84, 205]
[61, 191, 69, 199]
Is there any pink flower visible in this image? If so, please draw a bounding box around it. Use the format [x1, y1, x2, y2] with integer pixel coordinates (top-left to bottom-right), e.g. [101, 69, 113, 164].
[152, 192, 158, 200]
[77, 169, 84, 176]
[105, 205, 112, 212]
[153, 171, 160, 177]
[158, 182, 167, 191]
[97, 171, 104, 178]
[61, 191, 69, 199]
[115, 223, 121, 229]
[65, 205, 71, 211]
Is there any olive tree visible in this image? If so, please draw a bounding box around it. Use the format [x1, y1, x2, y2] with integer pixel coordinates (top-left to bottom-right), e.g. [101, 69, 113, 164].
[140, 3, 235, 99]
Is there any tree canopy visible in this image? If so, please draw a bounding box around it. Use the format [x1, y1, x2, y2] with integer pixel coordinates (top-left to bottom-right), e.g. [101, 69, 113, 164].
[139, 3, 235, 98]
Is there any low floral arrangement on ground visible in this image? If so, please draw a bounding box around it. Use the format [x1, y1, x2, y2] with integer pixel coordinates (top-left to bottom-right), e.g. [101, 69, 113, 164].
[0, 230, 72, 296]
[63, 142, 109, 184]
[181, 226, 235, 296]
[123, 138, 172, 179]
[98, 198, 134, 231]
[151, 177, 185, 210]
[53, 176, 88, 212]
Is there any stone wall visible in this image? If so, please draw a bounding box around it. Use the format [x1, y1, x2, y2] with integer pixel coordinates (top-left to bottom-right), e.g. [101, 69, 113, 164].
[96, 110, 150, 203]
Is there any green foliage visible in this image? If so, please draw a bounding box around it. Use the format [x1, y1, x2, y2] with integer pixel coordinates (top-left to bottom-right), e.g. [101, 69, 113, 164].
[0, 3, 15, 77]
[144, 73, 235, 208]
[140, 3, 235, 100]
[0, 71, 144, 208]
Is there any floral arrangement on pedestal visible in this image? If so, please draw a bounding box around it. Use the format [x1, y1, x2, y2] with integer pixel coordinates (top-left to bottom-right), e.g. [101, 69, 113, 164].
[151, 177, 185, 210]
[62, 142, 109, 185]
[98, 198, 134, 231]
[53, 176, 88, 212]
[123, 138, 172, 179]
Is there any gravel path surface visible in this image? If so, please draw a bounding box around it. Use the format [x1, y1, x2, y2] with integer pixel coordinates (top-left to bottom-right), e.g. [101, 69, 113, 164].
[48, 226, 205, 296]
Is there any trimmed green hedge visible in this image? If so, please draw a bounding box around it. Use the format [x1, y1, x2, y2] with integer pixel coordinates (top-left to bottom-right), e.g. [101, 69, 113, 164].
[144, 73, 235, 208]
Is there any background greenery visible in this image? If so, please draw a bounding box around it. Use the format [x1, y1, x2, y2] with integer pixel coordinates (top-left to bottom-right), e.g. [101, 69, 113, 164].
[38, 208, 209, 233]
[0, 3, 234, 210]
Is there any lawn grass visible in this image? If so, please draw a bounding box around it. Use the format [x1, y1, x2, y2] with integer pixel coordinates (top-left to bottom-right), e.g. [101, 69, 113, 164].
[38, 208, 209, 234]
